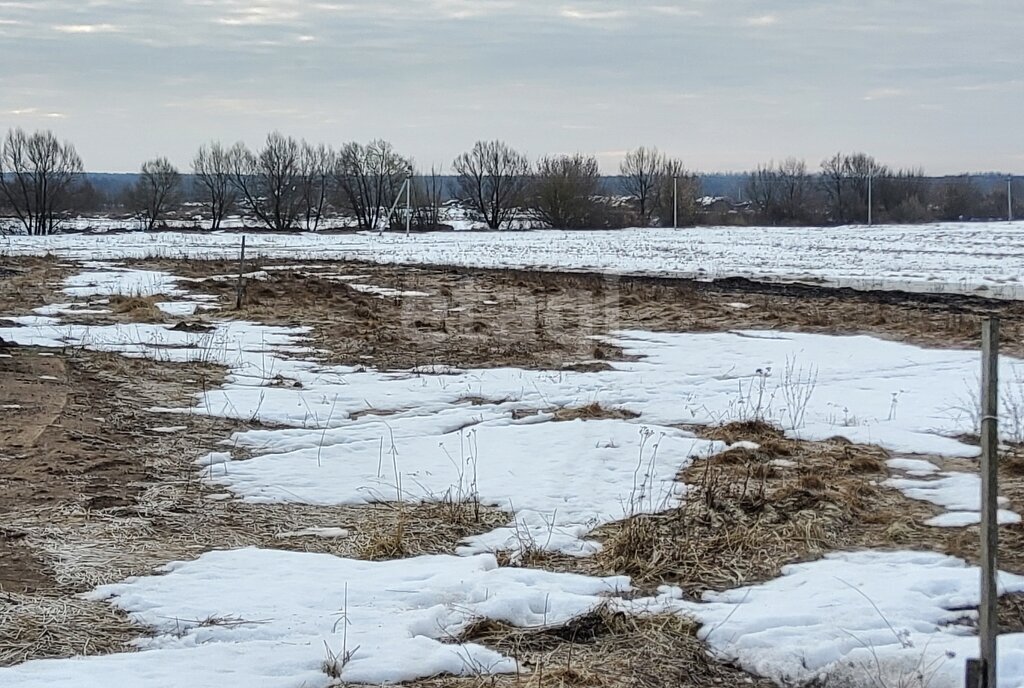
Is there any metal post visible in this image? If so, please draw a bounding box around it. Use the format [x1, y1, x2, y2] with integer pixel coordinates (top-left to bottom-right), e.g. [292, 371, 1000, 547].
[867, 174, 873, 226]
[980, 317, 1000, 688]
[405, 176, 412, 236]
[1009, 177, 1014, 222]
[673, 176, 678, 229]
[234, 235, 247, 310]
[966, 659, 985, 688]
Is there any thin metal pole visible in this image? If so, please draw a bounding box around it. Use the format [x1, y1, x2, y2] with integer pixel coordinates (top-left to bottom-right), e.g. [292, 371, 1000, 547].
[673, 176, 678, 229]
[234, 235, 246, 310]
[980, 317, 1000, 688]
[405, 176, 411, 236]
[1009, 177, 1014, 222]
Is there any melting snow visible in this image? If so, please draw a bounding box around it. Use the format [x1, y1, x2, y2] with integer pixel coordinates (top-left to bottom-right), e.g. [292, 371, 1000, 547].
[0, 549, 629, 687]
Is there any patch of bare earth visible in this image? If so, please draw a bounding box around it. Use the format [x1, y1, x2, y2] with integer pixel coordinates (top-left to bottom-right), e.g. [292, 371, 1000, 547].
[125, 257, 1024, 369]
[0, 256, 78, 317]
[2, 256, 1022, 686]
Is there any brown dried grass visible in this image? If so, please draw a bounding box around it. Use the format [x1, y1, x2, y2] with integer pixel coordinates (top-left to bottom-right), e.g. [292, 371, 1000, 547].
[596, 422, 932, 595]
[413, 604, 775, 688]
[108, 295, 165, 321]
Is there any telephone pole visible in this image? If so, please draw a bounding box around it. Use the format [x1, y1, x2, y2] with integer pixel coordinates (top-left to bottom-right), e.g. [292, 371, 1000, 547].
[1009, 176, 1014, 222]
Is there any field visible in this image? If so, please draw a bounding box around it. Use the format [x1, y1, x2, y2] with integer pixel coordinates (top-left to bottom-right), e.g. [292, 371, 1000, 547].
[4, 220, 1024, 298]
[3, 226, 1024, 688]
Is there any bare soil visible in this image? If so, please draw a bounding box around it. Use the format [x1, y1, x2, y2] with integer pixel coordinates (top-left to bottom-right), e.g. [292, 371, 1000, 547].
[125, 256, 1024, 370]
[2, 255, 1022, 685]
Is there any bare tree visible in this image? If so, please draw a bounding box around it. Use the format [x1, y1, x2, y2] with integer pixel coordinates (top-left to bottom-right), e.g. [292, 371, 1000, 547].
[532, 153, 602, 229]
[819, 153, 848, 223]
[777, 158, 812, 223]
[299, 142, 335, 231]
[412, 166, 447, 231]
[876, 168, 930, 223]
[228, 132, 304, 231]
[820, 152, 887, 223]
[453, 140, 531, 230]
[192, 142, 237, 230]
[746, 163, 780, 223]
[654, 156, 700, 226]
[619, 146, 663, 226]
[938, 176, 985, 221]
[132, 158, 181, 231]
[334, 140, 411, 231]
[0, 128, 83, 235]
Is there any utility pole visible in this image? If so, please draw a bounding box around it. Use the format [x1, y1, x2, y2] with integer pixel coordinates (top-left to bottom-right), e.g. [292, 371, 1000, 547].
[1009, 176, 1014, 222]
[673, 176, 679, 229]
[405, 175, 412, 236]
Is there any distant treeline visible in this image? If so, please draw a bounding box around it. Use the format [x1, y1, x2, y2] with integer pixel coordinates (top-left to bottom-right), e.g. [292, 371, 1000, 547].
[1, 127, 1020, 235]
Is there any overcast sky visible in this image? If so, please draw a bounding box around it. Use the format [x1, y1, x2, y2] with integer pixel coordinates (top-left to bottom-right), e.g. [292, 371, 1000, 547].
[1, 0, 1021, 174]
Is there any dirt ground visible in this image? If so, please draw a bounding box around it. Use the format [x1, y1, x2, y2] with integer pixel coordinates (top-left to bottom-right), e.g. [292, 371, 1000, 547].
[111, 256, 1024, 369]
[2, 254, 1022, 685]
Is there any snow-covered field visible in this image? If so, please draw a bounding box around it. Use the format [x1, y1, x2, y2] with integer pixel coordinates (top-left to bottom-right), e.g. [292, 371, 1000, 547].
[4, 221, 1024, 298]
[3, 263, 1024, 686]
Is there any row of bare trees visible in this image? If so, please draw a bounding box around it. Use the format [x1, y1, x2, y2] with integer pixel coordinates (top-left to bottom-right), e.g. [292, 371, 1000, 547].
[190, 134, 414, 232]
[746, 153, 1019, 225]
[136, 137, 702, 232]
[452, 142, 699, 229]
[2, 127, 1019, 235]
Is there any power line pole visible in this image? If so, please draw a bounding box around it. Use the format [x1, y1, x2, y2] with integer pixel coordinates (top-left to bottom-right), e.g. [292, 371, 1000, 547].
[1009, 176, 1014, 222]
[405, 175, 412, 236]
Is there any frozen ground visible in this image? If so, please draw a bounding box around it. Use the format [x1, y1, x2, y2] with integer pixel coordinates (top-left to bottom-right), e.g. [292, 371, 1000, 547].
[4, 221, 1024, 298]
[654, 550, 1024, 688]
[0, 550, 629, 687]
[4, 263, 1024, 687]
[4, 547, 1024, 688]
[4, 272, 1022, 552]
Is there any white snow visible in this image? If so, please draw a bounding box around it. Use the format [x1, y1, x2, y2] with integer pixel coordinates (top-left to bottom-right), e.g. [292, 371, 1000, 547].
[62, 267, 186, 297]
[275, 527, 350, 538]
[0, 549, 629, 687]
[885, 471, 1022, 527]
[887, 457, 941, 476]
[5, 301, 1024, 552]
[178, 327, 1024, 552]
[33, 302, 111, 316]
[348, 283, 431, 298]
[6, 260, 1024, 688]
[149, 426, 187, 434]
[673, 550, 1024, 688]
[153, 300, 219, 316]
[203, 420, 720, 556]
[5, 222, 1024, 298]
[154, 301, 198, 316]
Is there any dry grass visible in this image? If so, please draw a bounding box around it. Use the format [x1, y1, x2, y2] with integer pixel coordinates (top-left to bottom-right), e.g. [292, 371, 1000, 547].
[551, 403, 640, 422]
[596, 421, 932, 594]
[411, 604, 774, 688]
[0, 591, 144, 666]
[108, 295, 165, 321]
[353, 502, 509, 561]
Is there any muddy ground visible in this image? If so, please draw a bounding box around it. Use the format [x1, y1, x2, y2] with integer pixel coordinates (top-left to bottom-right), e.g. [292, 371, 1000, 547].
[1, 254, 1022, 685]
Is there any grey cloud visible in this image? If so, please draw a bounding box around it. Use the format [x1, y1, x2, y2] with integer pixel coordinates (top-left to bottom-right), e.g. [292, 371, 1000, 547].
[0, 0, 1020, 173]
